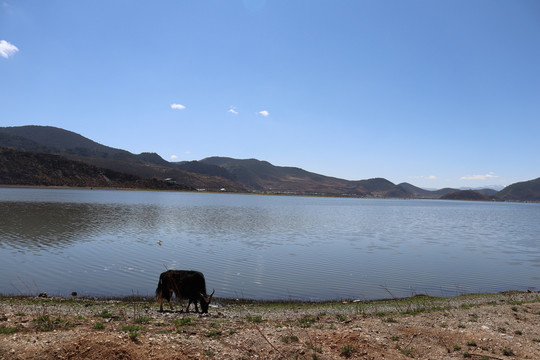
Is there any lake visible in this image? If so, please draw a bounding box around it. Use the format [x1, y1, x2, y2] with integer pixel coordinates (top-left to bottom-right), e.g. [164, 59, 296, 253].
[0, 188, 539, 300]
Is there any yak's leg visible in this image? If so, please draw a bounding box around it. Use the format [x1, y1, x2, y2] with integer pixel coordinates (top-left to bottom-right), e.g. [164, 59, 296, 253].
[157, 290, 167, 312]
[169, 289, 176, 310]
[185, 299, 191, 313]
[159, 289, 174, 311]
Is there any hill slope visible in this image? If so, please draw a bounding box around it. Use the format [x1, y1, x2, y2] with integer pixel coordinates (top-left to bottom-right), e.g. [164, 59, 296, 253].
[440, 190, 494, 201]
[497, 177, 540, 201]
[0, 147, 192, 190]
[0, 126, 243, 192]
[1, 125, 538, 200]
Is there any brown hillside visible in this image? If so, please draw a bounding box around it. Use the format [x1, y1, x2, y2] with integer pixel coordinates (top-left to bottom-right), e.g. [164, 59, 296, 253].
[0, 147, 192, 191]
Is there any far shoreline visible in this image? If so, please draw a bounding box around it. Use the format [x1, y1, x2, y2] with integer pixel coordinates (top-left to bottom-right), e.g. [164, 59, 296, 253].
[1, 184, 535, 203]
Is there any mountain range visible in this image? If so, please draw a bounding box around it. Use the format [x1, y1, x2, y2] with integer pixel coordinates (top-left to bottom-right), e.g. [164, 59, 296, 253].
[0, 125, 538, 201]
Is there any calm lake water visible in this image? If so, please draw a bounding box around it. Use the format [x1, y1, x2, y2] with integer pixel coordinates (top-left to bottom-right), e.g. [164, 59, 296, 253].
[0, 188, 539, 300]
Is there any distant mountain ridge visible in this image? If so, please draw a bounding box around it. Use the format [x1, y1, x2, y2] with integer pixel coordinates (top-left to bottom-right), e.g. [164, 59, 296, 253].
[440, 190, 495, 201]
[0, 125, 538, 201]
[0, 147, 192, 190]
[0, 126, 244, 192]
[497, 177, 540, 202]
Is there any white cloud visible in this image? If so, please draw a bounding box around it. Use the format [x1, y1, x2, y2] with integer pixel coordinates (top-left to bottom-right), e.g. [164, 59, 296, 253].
[170, 155, 178, 160]
[428, 175, 436, 180]
[460, 172, 498, 181]
[228, 106, 238, 115]
[258, 110, 269, 117]
[0, 40, 19, 59]
[171, 103, 186, 110]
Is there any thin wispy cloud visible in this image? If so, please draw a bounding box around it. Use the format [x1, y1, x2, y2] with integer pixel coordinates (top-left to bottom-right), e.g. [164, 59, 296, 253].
[170, 155, 178, 160]
[171, 103, 186, 110]
[0, 40, 19, 59]
[461, 172, 498, 181]
[258, 110, 269, 117]
[228, 106, 238, 115]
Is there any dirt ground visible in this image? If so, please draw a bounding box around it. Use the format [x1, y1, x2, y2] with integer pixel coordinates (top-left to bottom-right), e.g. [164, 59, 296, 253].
[1, 292, 539, 359]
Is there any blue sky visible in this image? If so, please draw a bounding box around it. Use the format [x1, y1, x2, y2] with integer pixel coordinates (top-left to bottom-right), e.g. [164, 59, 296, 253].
[1, 1, 539, 189]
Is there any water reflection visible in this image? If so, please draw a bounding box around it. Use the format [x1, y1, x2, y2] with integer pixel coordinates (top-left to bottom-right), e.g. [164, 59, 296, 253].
[0, 188, 539, 299]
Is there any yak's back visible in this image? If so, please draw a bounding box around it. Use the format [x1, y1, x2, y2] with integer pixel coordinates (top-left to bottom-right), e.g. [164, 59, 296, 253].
[162, 270, 207, 296]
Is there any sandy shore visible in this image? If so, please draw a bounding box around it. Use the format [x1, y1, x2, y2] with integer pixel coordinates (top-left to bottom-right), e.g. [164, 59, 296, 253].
[1, 292, 539, 359]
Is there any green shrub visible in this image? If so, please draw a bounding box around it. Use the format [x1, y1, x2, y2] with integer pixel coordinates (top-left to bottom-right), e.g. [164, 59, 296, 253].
[502, 348, 515, 356]
[340, 345, 354, 358]
[247, 316, 263, 323]
[205, 330, 221, 338]
[175, 317, 194, 326]
[0, 326, 17, 334]
[134, 317, 152, 324]
[96, 310, 113, 318]
[281, 335, 299, 344]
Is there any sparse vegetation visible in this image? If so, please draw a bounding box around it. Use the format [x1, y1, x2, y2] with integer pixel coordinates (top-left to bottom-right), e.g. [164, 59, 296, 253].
[95, 309, 113, 318]
[205, 330, 221, 338]
[0, 326, 17, 334]
[34, 315, 59, 332]
[0, 291, 539, 359]
[134, 316, 152, 324]
[246, 315, 263, 323]
[298, 314, 317, 328]
[281, 335, 299, 344]
[502, 348, 515, 356]
[121, 325, 144, 342]
[340, 344, 354, 358]
[175, 317, 195, 327]
[93, 322, 105, 330]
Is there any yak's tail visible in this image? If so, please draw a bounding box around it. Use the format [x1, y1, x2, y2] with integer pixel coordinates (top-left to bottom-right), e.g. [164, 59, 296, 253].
[155, 275, 164, 300]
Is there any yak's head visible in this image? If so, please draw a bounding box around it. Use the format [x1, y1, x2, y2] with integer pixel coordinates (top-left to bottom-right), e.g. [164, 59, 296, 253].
[200, 289, 215, 313]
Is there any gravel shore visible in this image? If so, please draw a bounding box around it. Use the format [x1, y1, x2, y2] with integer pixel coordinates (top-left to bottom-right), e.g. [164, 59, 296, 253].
[1, 291, 539, 359]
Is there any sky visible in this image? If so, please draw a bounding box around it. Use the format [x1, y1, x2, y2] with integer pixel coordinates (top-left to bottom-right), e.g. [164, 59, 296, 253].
[1, 0, 539, 189]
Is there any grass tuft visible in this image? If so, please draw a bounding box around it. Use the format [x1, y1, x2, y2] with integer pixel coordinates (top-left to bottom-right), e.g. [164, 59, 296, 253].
[340, 344, 355, 358]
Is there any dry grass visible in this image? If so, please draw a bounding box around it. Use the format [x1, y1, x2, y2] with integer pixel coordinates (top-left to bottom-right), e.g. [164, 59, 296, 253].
[1, 291, 539, 359]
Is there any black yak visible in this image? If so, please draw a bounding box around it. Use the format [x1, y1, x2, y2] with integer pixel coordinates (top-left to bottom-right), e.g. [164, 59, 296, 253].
[155, 270, 214, 313]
